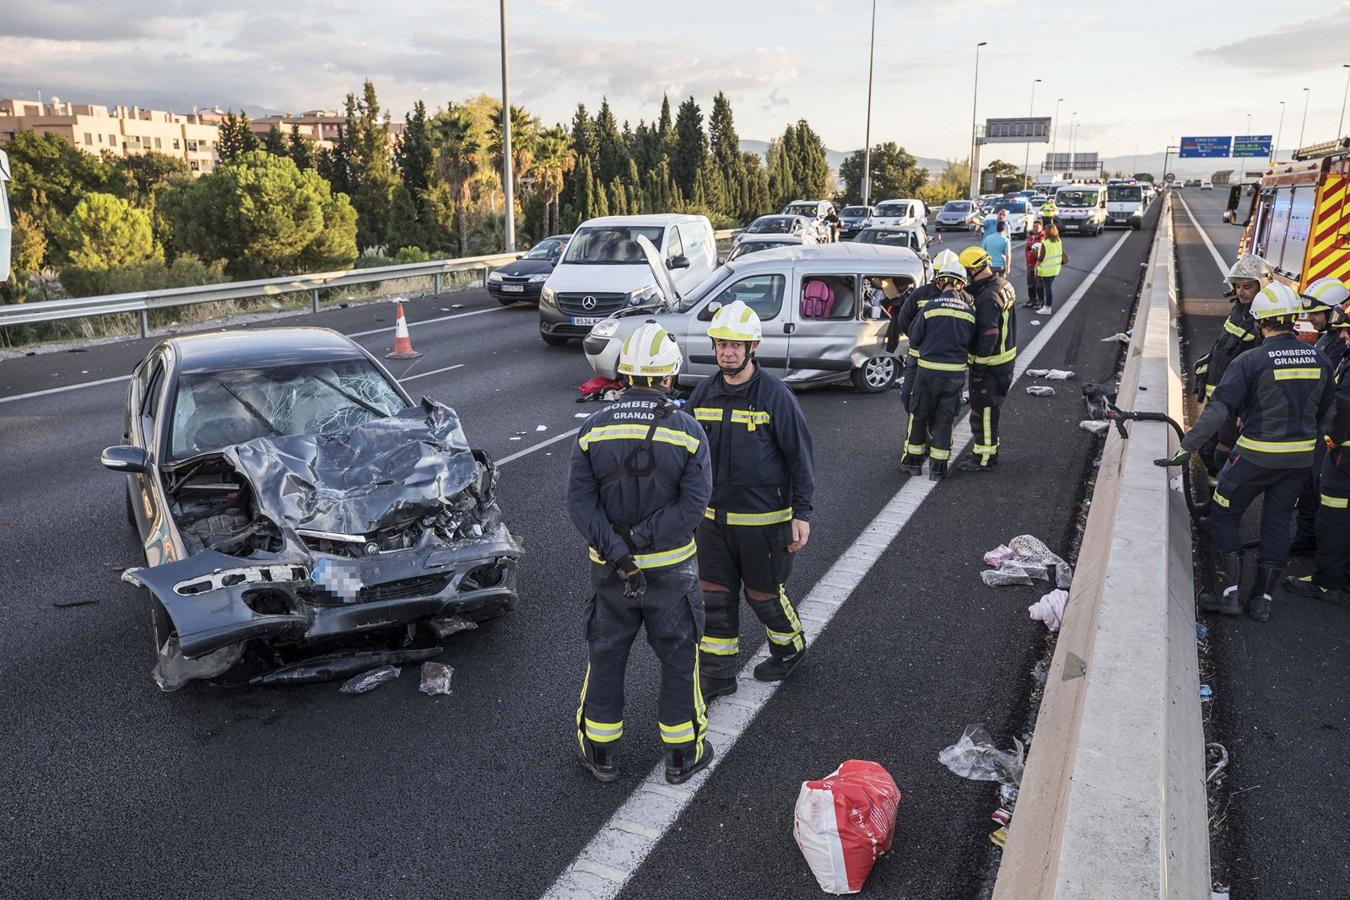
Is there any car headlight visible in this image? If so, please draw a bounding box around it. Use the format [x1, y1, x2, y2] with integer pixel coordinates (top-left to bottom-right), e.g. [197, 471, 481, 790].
[591, 319, 620, 338]
[529, 273, 549, 283]
[487, 270, 504, 282]
[628, 284, 661, 306]
[540, 287, 557, 306]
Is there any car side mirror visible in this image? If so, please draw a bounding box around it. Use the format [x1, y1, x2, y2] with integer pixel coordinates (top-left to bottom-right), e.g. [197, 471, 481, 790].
[667, 255, 690, 270]
[716, 256, 726, 266]
[102, 445, 150, 474]
[697, 301, 723, 322]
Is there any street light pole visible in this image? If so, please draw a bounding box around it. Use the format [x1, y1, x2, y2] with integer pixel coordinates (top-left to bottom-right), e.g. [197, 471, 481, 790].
[1273, 100, 1286, 162]
[499, 0, 515, 252]
[1245, 113, 1252, 136]
[1339, 64, 1350, 140]
[1162, 144, 1179, 184]
[968, 41, 988, 200]
[862, 0, 877, 206]
[1298, 87, 1310, 151]
[1022, 78, 1041, 188]
[1068, 112, 1077, 174]
[1050, 97, 1063, 174]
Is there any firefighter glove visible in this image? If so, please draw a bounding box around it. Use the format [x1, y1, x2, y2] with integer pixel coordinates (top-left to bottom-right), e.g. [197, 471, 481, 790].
[1153, 448, 1191, 468]
[615, 556, 647, 601]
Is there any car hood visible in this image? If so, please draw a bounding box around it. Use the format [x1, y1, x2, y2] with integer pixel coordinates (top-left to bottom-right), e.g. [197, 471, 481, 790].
[496, 258, 553, 276]
[546, 259, 670, 297]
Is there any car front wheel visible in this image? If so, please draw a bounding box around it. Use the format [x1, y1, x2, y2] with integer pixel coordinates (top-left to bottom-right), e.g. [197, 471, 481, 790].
[852, 355, 898, 393]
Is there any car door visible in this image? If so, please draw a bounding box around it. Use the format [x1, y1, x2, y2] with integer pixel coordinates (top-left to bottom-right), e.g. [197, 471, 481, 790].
[685, 269, 791, 379]
[786, 267, 861, 381]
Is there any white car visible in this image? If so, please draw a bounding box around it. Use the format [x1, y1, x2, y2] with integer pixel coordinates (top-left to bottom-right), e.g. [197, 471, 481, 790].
[780, 200, 837, 242]
[934, 200, 976, 231]
[1201, 180, 1214, 191]
[726, 232, 817, 262]
[734, 215, 817, 248]
[987, 198, 1036, 238]
[867, 198, 928, 231]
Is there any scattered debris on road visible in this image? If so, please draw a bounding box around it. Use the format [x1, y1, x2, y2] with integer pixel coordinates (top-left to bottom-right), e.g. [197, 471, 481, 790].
[981, 535, 1073, 589]
[340, 665, 401, 695]
[1200, 684, 1213, 702]
[1026, 368, 1075, 380]
[419, 662, 454, 696]
[428, 614, 478, 639]
[1025, 385, 1056, 397]
[1079, 419, 1111, 435]
[794, 760, 900, 895]
[1100, 330, 1132, 344]
[1028, 589, 1068, 631]
[938, 725, 1024, 786]
[52, 598, 99, 608]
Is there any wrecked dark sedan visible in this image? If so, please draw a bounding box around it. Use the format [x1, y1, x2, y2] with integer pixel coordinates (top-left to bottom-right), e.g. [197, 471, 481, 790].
[102, 327, 522, 690]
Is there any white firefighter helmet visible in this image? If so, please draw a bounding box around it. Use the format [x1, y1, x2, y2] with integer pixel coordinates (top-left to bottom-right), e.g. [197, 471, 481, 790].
[617, 321, 683, 378]
[1249, 282, 1301, 320]
[707, 299, 763, 342]
[1224, 254, 1274, 286]
[932, 249, 967, 285]
[1301, 277, 1350, 310]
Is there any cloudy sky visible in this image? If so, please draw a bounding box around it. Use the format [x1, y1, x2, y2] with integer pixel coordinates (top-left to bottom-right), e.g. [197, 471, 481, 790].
[3, 0, 1349, 160]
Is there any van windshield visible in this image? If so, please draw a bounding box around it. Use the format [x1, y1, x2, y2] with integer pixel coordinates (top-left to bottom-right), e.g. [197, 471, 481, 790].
[562, 226, 664, 264]
[1057, 190, 1100, 208]
[874, 202, 911, 216]
[784, 203, 819, 217]
[747, 216, 796, 234]
[1107, 186, 1143, 202]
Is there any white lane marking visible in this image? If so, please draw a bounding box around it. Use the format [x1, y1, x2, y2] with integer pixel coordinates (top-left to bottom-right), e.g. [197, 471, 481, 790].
[347, 304, 503, 338]
[497, 427, 581, 465]
[0, 374, 130, 405]
[1175, 193, 1229, 277]
[399, 363, 465, 382]
[0, 304, 505, 403]
[541, 226, 1135, 900]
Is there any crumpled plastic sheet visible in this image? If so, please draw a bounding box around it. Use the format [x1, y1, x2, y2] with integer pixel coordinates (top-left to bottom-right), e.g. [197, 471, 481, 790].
[419, 662, 454, 696]
[983, 545, 1015, 567]
[339, 665, 401, 695]
[1079, 419, 1110, 435]
[1009, 534, 1074, 590]
[1029, 589, 1068, 631]
[981, 564, 1035, 587]
[938, 724, 1025, 786]
[1026, 369, 1075, 380]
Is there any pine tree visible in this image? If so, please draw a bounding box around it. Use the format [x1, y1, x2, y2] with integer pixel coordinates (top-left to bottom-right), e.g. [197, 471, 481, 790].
[791, 120, 830, 199]
[657, 95, 675, 153]
[594, 98, 628, 184]
[395, 100, 434, 210]
[217, 112, 260, 163]
[262, 123, 286, 156]
[671, 96, 706, 199]
[288, 124, 314, 170]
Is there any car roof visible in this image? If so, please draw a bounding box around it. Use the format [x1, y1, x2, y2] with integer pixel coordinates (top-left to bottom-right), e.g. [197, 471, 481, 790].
[580, 214, 704, 227]
[167, 327, 369, 374]
[729, 242, 924, 269]
[754, 214, 802, 221]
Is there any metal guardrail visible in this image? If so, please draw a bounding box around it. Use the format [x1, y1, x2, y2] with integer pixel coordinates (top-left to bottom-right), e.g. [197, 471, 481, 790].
[0, 229, 742, 338]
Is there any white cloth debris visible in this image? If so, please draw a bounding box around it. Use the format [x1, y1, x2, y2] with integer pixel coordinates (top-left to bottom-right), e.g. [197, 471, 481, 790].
[1043, 369, 1075, 380]
[1029, 589, 1068, 631]
[1079, 420, 1110, 435]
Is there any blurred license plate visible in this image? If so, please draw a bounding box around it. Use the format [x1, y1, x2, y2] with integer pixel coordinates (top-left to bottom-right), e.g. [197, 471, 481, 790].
[572, 317, 602, 326]
[501, 284, 525, 292]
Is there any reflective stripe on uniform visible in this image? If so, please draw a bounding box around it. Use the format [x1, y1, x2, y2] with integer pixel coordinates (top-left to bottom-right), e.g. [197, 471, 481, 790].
[1272, 367, 1324, 381]
[659, 720, 696, 744]
[1212, 490, 1230, 508]
[589, 537, 697, 569]
[765, 628, 798, 646]
[907, 347, 920, 358]
[693, 407, 723, 422]
[579, 424, 701, 454]
[699, 634, 739, 655]
[1223, 319, 1257, 342]
[777, 586, 806, 654]
[729, 409, 772, 431]
[924, 307, 976, 324]
[704, 506, 794, 526]
[1322, 494, 1349, 509]
[917, 358, 968, 372]
[930, 447, 951, 461]
[1235, 435, 1317, 453]
[584, 717, 623, 743]
[971, 346, 1017, 366]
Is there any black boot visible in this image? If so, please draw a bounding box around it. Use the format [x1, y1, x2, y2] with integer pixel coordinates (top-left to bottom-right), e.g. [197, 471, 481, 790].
[1283, 574, 1346, 605]
[700, 674, 737, 700]
[665, 739, 715, 785]
[1198, 551, 1244, 616]
[577, 739, 619, 783]
[928, 460, 948, 481]
[753, 646, 807, 682]
[1247, 565, 1281, 622]
[958, 454, 997, 473]
[900, 453, 925, 475]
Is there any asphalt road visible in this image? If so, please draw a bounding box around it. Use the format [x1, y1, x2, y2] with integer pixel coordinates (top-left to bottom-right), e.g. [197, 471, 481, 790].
[0, 210, 1158, 900]
[1173, 188, 1350, 898]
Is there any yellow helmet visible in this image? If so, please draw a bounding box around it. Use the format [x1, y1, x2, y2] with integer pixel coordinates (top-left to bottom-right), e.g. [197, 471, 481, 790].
[618, 321, 683, 377]
[1250, 283, 1301, 321]
[707, 299, 763, 342]
[958, 245, 991, 272]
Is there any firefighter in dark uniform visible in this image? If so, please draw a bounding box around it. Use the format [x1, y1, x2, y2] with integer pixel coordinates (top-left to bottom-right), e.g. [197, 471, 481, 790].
[901, 268, 977, 481]
[1192, 255, 1273, 479]
[1158, 283, 1334, 622]
[957, 245, 1018, 472]
[1289, 277, 1349, 555]
[567, 322, 714, 785]
[888, 249, 969, 411]
[1286, 294, 1350, 603]
[689, 300, 816, 700]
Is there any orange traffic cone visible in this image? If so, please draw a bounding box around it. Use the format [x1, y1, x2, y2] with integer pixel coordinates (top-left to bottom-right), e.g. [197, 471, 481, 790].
[386, 301, 421, 359]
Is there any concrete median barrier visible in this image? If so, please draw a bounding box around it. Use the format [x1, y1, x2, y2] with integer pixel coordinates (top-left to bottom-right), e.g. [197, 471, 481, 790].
[993, 194, 1209, 899]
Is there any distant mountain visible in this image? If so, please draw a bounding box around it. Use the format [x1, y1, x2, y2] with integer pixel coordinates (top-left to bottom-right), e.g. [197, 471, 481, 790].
[739, 139, 950, 178]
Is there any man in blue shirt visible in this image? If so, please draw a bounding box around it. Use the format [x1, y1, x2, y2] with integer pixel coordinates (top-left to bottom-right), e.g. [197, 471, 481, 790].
[981, 220, 1012, 276]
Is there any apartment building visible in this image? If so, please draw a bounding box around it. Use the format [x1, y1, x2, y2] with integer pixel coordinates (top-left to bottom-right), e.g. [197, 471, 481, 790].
[251, 111, 403, 151]
[0, 98, 221, 173]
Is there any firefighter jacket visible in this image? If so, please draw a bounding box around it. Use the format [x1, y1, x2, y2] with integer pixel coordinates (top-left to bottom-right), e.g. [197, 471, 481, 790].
[1181, 332, 1334, 469]
[908, 292, 977, 376]
[1315, 331, 1348, 373]
[968, 274, 1018, 372]
[567, 388, 712, 570]
[688, 365, 815, 525]
[888, 282, 972, 354]
[1330, 359, 1350, 449]
[1200, 301, 1260, 399]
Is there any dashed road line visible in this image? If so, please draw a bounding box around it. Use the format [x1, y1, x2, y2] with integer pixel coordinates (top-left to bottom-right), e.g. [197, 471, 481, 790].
[0, 374, 130, 405]
[399, 363, 465, 382]
[541, 227, 1134, 900]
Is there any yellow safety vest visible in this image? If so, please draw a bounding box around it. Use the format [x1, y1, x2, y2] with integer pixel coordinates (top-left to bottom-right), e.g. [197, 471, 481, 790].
[1037, 239, 1063, 278]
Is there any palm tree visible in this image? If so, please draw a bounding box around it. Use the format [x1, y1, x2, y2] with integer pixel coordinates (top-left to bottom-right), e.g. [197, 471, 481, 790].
[532, 126, 576, 234]
[487, 104, 540, 201]
[431, 105, 481, 256]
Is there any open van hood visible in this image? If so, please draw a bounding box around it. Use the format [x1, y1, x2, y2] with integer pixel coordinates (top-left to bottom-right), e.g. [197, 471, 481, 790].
[635, 234, 680, 305]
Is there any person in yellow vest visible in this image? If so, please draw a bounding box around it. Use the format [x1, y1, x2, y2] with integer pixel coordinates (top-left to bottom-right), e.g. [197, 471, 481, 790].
[1033, 224, 1069, 316]
[1039, 198, 1058, 228]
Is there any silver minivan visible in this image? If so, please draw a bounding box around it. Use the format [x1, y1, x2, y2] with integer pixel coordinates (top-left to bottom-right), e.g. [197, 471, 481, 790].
[582, 242, 928, 393]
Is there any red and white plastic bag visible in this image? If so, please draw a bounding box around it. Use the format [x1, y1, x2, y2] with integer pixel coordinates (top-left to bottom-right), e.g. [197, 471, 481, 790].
[793, 760, 901, 894]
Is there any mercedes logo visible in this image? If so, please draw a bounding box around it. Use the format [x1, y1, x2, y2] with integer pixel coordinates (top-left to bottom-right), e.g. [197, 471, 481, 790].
[581, 295, 597, 310]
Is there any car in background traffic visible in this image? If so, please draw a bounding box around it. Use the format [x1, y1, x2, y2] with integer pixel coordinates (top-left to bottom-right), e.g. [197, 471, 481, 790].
[582, 241, 927, 394]
[989, 198, 1036, 237]
[1201, 180, 1214, 190]
[103, 328, 523, 690]
[734, 214, 816, 247]
[1053, 184, 1108, 235]
[934, 200, 976, 231]
[538, 214, 717, 345]
[1184, 178, 1201, 188]
[486, 234, 569, 305]
[837, 205, 873, 240]
[867, 198, 928, 230]
[726, 231, 818, 262]
[1105, 183, 1145, 229]
[853, 225, 932, 280]
[780, 200, 837, 242]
